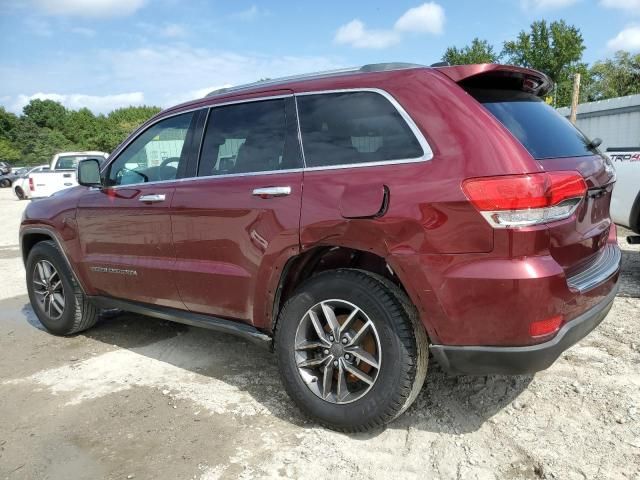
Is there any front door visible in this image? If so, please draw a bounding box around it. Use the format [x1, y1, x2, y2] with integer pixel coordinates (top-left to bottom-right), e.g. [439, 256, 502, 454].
[171, 94, 303, 323]
[76, 111, 200, 308]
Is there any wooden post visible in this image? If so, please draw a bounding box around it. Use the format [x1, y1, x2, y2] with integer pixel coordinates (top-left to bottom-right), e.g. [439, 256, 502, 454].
[569, 73, 581, 125]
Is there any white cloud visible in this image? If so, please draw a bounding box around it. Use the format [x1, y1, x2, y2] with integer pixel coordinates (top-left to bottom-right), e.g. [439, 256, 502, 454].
[521, 0, 579, 9]
[103, 47, 342, 106]
[600, 0, 640, 11]
[233, 5, 261, 20]
[0, 44, 343, 114]
[607, 26, 640, 51]
[394, 2, 445, 34]
[8, 92, 145, 114]
[24, 17, 52, 37]
[34, 0, 146, 18]
[334, 2, 444, 49]
[71, 27, 96, 37]
[334, 19, 400, 49]
[169, 84, 233, 105]
[161, 24, 185, 38]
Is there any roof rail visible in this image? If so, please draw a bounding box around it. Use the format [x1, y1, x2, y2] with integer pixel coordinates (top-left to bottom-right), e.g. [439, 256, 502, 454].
[205, 62, 426, 98]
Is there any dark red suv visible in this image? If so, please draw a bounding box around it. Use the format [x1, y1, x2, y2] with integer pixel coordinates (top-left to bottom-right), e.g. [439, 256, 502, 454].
[20, 63, 620, 431]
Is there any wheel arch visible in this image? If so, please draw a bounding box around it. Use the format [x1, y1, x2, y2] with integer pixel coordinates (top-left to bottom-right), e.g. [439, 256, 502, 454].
[20, 227, 88, 294]
[266, 244, 434, 340]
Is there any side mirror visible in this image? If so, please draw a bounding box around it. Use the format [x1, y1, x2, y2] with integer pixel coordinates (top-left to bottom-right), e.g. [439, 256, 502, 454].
[77, 158, 103, 187]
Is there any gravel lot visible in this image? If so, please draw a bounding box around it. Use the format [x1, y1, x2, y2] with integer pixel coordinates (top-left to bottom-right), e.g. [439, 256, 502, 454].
[0, 186, 639, 480]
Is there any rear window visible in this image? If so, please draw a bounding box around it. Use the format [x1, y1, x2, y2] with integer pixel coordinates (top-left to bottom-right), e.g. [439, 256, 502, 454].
[56, 155, 98, 169]
[296, 91, 424, 168]
[471, 89, 598, 160]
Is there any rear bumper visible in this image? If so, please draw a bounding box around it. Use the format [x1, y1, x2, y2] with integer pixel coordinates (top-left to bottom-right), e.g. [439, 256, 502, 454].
[430, 282, 618, 375]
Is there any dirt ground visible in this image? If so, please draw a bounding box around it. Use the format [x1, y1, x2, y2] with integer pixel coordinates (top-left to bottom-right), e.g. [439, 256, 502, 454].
[0, 187, 638, 480]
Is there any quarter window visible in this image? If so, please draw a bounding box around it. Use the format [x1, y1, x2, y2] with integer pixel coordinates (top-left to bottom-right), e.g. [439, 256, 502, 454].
[296, 91, 424, 168]
[197, 99, 292, 176]
[107, 112, 195, 186]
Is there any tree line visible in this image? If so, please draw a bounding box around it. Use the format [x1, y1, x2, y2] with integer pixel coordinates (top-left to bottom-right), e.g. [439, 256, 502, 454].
[443, 20, 640, 107]
[1, 19, 639, 166]
[0, 102, 160, 166]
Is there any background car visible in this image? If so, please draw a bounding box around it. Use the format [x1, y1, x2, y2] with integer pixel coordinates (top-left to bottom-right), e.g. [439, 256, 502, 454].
[12, 165, 49, 200]
[27, 151, 109, 199]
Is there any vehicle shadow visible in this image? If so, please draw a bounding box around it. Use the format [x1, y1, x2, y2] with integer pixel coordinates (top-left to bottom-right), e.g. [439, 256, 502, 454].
[19, 302, 532, 437]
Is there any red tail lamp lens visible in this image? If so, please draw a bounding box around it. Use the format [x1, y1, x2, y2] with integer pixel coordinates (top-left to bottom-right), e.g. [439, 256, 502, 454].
[529, 315, 563, 337]
[29, 177, 34, 192]
[462, 172, 587, 211]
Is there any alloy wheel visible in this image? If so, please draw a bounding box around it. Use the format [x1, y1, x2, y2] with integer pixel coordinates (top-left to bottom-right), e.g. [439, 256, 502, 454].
[294, 299, 382, 404]
[32, 260, 65, 320]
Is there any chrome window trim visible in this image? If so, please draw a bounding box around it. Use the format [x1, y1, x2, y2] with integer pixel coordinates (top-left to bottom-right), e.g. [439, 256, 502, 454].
[99, 88, 434, 190]
[102, 94, 295, 189]
[294, 88, 434, 171]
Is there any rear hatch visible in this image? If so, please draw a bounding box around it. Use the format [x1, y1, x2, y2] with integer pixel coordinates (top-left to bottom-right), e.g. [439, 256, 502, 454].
[439, 65, 617, 276]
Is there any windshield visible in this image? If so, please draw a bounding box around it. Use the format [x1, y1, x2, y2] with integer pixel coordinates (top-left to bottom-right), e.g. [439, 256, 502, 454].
[471, 89, 598, 160]
[56, 155, 100, 169]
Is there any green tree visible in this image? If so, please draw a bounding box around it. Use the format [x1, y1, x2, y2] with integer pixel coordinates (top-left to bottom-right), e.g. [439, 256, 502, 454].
[12, 117, 75, 165]
[22, 99, 67, 130]
[63, 107, 98, 150]
[587, 50, 640, 101]
[502, 20, 587, 107]
[96, 105, 161, 152]
[0, 107, 19, 139]
[442, 38, 499, 65]
[0, 137, 21, 163]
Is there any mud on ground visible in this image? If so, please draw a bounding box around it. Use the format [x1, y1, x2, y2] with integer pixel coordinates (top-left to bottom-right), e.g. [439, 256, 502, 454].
[0, 188, 638, 480]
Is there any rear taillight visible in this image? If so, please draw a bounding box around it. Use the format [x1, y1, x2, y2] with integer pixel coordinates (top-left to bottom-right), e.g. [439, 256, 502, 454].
[462, 171, 587, 228]
[29, 177, 34, 192]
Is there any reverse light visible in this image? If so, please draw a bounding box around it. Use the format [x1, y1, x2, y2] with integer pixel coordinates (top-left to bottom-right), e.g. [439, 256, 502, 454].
[462, 171, 587, 228]
[529, 315, 563, 337]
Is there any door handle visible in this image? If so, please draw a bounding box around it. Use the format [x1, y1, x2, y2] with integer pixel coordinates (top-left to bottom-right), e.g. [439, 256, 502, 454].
[252, 186, 291, 198]
[139, 194, 166, 203]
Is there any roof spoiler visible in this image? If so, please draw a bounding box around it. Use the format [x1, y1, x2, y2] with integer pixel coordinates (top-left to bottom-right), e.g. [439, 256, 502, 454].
[433, 64, 553, 97]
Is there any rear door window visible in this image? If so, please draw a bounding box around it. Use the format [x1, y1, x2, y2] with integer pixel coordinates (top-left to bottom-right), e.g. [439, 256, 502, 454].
[296, 91, 424, 168]
[471, 89, 598, 160]
[197, 98, 301, 176]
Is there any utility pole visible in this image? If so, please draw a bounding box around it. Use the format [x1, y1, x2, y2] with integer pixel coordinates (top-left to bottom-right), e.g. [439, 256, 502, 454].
[569, 73, 581, 125]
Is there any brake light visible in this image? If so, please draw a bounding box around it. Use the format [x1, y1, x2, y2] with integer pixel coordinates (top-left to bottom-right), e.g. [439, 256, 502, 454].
[29, 177, 34, 192]
[462, 171, 586, 228]
[529, 315, 562, 337]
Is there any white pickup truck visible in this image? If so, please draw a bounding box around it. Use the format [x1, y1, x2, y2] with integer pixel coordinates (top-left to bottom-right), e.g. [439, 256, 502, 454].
[28, 151, 109, 199]
[609, 148, 640, 244]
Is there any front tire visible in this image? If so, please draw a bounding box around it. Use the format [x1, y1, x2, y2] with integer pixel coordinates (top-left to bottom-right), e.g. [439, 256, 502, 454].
[26, 241, 98, 335]
[275, 269, 428, 432]
[0, 178, 10, 188]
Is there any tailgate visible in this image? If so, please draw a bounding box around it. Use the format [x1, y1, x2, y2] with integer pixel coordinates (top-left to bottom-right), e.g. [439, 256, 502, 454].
[457, 70, 617, 277]
[537, 155, 615, 271]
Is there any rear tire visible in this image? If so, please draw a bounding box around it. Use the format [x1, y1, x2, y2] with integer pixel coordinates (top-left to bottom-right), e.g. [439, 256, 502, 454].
[0, 178, 10, 188]
[274, 269, 428, 432]
[26, 241, 98, 335]
[14, 186, 25, 200]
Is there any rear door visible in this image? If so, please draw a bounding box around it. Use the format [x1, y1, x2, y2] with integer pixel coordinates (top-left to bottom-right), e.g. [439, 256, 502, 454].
[76, 111, 200, 308]
[170, 93, 303, 323]
[472, 88, 617, 271]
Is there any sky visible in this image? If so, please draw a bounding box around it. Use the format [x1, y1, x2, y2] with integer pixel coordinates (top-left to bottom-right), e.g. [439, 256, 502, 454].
[1, 0, 639, 115]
